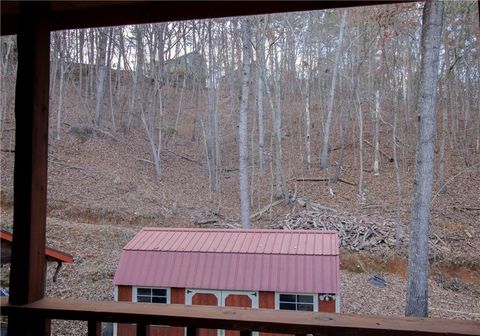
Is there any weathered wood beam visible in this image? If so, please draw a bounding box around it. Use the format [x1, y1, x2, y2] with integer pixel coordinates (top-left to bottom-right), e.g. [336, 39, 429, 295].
[7, 1, 51, 335]
[1, 1, 419, 36]
[1, 298, 479, 336]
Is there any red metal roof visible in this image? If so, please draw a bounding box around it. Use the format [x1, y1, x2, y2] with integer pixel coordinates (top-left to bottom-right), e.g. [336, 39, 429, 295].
[1, 229, 73, 264]
[114, 228, 339, 294]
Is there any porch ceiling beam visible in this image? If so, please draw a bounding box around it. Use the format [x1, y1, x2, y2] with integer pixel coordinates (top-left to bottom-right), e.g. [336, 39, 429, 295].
[1, 1, 418, 36]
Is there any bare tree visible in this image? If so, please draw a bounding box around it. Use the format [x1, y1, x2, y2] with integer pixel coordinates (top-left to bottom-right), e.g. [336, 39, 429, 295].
[373, 89, 381, 175]
[55, 31, 67, 140]
[406, 0, 444, 318]
[264, 38, 288, 202]
[319, 10, 347, 170]
[255, 17, 266, 176]
[206, 20, 219, 193]
[140, 23, 167, 182]
[239, 19, 252, 228]
[127, 26, 145, 130]
[304, 14, 314, 171]
[94, 28, 108, 129]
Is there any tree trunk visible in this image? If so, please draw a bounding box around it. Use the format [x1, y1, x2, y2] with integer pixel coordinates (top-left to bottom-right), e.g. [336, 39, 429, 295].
[373, 90, 381, 175]
[206, 20, 218, 193]
[319, 10, 347, 170]
[95, 28, 108, 129]
[304, 15, 313, 171]
[56, 59, 65, 140]
[392, 91, 403, 246]
[256, 18, 266, 176]
[127, 26, 144, 130]
[265, 42, 288, 202]
[406, 0, 444, 318]
[239, 19, 252, 228]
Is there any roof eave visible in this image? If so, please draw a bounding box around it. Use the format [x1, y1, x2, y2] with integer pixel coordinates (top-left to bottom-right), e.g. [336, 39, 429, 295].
[1, 1, 420, 36]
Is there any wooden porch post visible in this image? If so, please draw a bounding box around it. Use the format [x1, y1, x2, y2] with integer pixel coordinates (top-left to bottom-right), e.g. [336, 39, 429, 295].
[8, 2, 51, 335]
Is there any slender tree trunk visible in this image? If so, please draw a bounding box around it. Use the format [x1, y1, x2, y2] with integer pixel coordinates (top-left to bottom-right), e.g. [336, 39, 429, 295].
[355, 81, 364, 197]
[76, 29, 84, 115]
[95, 28, 108, 129]
[439, 99, 448, 193]
[319, 10, 347, 170]
[239, 19, 252, 228]
[270, 44, 289, 201]
[206, 20, 218, 193]
[406, 0, 444, 318]
[88, 29, 95, 97]
[256, 18, 266, 176]
[56, 60, 65, 140]
[305, 76, 312, 171]
[128, 26, 144, 130]
[373, 90, 381, 175]
[392, 91, 403, 246]
[304, 15, 314, 172]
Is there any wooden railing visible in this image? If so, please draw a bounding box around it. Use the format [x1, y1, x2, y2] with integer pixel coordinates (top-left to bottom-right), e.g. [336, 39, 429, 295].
[1, 297, 479, 336]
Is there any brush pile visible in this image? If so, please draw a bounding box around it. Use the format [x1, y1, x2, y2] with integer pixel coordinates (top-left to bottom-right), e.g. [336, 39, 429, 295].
[271, 205, 400, 251]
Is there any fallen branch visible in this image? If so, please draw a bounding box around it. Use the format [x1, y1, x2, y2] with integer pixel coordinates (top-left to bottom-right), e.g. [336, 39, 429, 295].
[329, 143, 353, 152]
[453, 206, 480, 212]
[364, 140, 393, 162]
[195, 219, 218, 225]
[294, 177, 330, 182]
[338, 178, 356, 186]
[137, 158, 154, 165]
[309, 202, 337, 212]
[250, 199, 284, 220]
[165, 149, 203, 167]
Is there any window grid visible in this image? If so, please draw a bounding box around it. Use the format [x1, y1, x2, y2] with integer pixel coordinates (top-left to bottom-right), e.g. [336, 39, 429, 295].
[136, 287, 168, 304]
[278, 294, 315, 311]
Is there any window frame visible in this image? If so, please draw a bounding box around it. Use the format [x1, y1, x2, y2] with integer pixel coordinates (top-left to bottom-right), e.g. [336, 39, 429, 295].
[274, 292, 318, 312]
[132, 286, 171, 304]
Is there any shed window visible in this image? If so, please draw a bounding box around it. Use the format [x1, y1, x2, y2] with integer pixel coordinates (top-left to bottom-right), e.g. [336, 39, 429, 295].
[278, 294, 315, 311]
[135, 287, 168, 303]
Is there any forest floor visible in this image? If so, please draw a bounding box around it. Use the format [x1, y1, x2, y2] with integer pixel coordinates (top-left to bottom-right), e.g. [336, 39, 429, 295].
[1, 83, 480, 335]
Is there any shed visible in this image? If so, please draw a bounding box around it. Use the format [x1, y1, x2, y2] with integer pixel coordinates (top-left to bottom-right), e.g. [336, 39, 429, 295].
[1, 228, 73, 282]
[113, 228, 340, 336]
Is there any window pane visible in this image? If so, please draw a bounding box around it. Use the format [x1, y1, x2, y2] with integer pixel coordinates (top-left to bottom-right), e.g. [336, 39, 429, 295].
[152, 296, 167, 303]
[137, 288, 151, 296]
[297, 295, 313, 303]
[152, 289, 167, 296]
[137, 296, 151, 303]
[279, 302, 296, 310]
[297, 303, 314, 311]
[279, 294, 296, 303]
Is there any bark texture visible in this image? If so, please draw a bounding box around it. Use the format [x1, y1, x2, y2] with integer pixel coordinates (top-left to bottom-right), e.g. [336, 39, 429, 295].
[406, 0, 444, 318]
[239, 19, 252, 228]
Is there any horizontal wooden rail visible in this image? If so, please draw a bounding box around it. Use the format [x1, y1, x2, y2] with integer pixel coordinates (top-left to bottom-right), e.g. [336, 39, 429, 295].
[1, 297, 479, 336]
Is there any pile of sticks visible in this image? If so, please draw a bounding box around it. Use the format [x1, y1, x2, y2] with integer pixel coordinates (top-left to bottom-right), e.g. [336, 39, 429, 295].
[272, 209, 399, 251]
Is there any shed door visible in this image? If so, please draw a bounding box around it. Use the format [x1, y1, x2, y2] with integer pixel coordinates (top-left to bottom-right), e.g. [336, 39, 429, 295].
[222, 292, 257, 336]
[187, 289, 220, 336]
[186, 290, 258, 336]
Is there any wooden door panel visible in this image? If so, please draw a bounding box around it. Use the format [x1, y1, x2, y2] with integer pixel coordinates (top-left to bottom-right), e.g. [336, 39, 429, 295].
[224, 294, 253, 336]
[191, 293, 219, 336]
